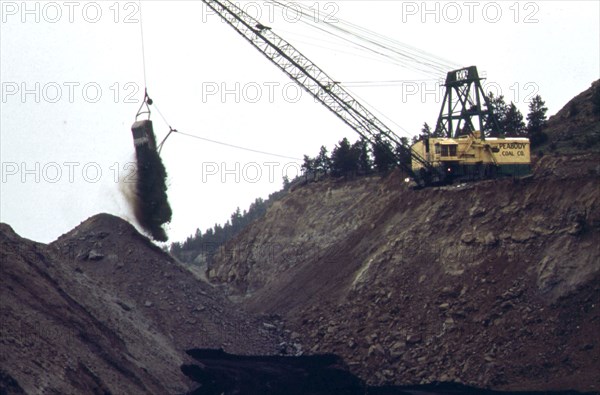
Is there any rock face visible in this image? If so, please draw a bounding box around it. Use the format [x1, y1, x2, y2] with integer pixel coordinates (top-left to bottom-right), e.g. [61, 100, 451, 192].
[542, 79, 600, 153]
[0, 214, 281, 394]
[207, 153, 600, 392]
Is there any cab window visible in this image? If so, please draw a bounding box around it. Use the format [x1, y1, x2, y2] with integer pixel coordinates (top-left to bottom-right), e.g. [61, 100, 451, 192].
[449, 144, 457, 156]
[441, 144, 458, 157]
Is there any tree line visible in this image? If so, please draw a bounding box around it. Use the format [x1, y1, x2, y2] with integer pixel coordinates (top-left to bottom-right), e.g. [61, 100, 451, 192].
[170, 93, 552, 262]
[170, 186, 289, 262]
[412, 94, 549, 147]
[486, 93, 549, 146]
[301, 135, 413, 180]
[303, 94, 550, 179]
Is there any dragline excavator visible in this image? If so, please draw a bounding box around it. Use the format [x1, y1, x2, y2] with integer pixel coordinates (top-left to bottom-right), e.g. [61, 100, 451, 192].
[200, 0, 444, 187]
[133, 0, 531, 187]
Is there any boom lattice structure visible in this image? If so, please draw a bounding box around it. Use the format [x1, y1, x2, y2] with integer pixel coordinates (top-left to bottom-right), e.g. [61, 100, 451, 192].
[202, 0, 437, 182]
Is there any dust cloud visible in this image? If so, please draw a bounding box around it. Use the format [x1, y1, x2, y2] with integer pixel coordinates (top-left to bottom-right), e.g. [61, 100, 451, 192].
[122, 121, 173, 242]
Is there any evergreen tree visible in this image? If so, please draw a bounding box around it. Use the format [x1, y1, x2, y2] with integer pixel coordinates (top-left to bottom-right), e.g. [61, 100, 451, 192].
[504, 102, 526, 137]
[372, 137, 396, 173]
[421, 122, 432, 137]
[230, 207, 242, 228]
[396, 137, 412, 169]
[526, 95, 548, 147]
[331, 137, 358, 177]
[314, 145, 331, 176]
[282, 175, 291, 191]
[352, 138, 372, 175]
[171, 190, 286, 265]
[485, 92, 509, 137]
[170, 241, 182, 255]
[411, 122, 434, 145]
[301, 154, 315, 180]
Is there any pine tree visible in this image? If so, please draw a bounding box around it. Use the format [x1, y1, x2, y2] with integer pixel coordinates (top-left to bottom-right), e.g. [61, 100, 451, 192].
[331, 138, 358, 177]
[421, 122, 432, 137]
[396, 137, 412, 169]
[352, 138, 372, 175]
[485, 92, 509, 137]
[314, 145, 331, 176]
[372, 137, 396, 173]
[301, 155, 315, 180]
[282, 175, 291, 190]
[230, 207, 242, 228]
[410, 122, 433, 145]
[504, 102, 526, 137]
[170, 242, 182, 255]
[526, 95, 549, 147]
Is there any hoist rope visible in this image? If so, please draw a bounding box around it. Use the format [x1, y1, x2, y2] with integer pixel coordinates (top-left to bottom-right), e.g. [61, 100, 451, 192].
[268, 0, 460, 77]
[134, 1, 152, 121]
[152, 102, 301, 160]
[173, 131, 303, 161]
[138, 0, 148, 88]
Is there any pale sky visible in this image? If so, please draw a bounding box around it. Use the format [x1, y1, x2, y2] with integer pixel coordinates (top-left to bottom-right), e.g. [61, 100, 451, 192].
[1, 0, 599, 244]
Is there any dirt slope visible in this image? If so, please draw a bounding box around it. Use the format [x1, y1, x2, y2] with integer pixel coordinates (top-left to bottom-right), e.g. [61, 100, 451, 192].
[1, 214, 280, 394]
[207, 153, 600, 392]
[541, 79, 600, 153]
[51, 214, 280, 355]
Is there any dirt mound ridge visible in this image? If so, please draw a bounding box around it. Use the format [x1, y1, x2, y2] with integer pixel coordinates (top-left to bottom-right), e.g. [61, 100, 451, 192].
[0, 221, 183, 394]
[51, 213, 281, 355]
[542, 80, 600, 152]
[1, 214, 281, 394]
[208, 154, 600, 391]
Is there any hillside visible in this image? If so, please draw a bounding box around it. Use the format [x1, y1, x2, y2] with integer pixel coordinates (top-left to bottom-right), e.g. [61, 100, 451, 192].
[202, 84, 600, 395]
[0, 214, 281, 394]
[207, 151, 600, 391]
[539, 80, 600, 153]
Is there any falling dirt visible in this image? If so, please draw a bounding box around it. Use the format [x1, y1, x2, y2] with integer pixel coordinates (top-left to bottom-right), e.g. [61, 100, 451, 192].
[127, 120, 173, 242]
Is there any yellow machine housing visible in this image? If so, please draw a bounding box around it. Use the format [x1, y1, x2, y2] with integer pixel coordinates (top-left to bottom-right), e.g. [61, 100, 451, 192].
[411, 131, 531, 179]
